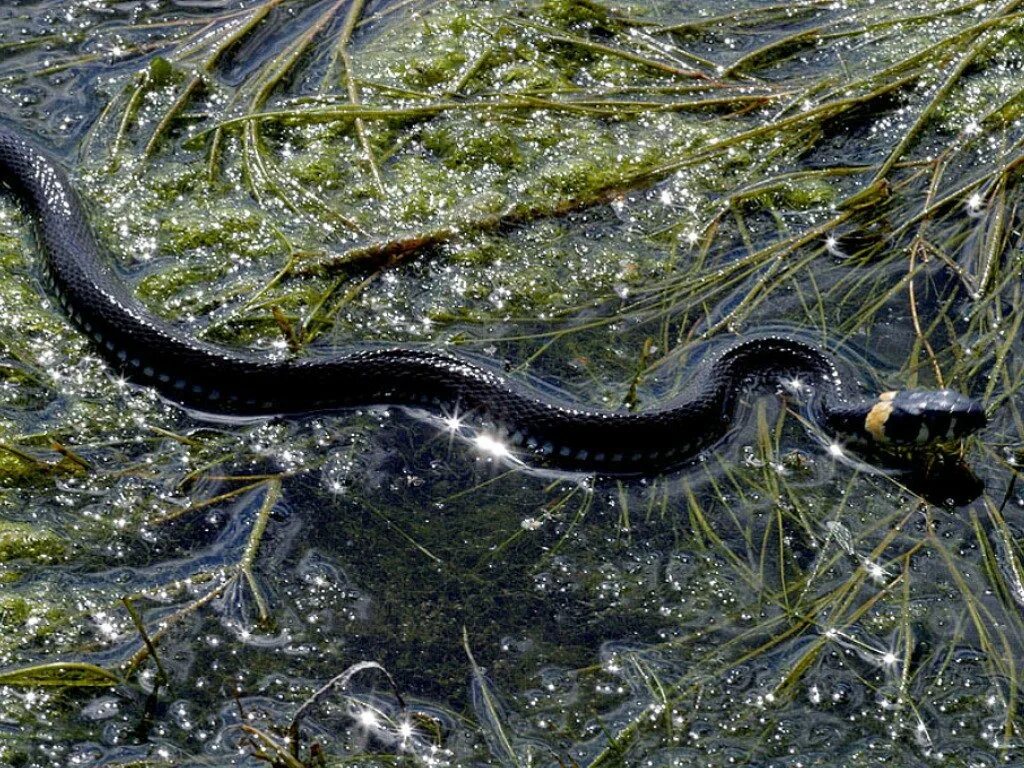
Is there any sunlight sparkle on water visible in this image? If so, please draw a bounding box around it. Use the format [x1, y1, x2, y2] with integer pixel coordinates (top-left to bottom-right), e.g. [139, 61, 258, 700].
[966, 192, 985, 216]
[827, 442, 845, 458]
[358, 709, 380, 729]
[783, 376, 805, 395]
[398, 719, 416, 740]
[861, 557, 888, 584]
[474, 433, 511, 459]
[824, 234, 845, 257]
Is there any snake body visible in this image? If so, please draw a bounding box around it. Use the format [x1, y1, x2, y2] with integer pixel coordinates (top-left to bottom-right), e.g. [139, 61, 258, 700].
[0, 126, 986, 473]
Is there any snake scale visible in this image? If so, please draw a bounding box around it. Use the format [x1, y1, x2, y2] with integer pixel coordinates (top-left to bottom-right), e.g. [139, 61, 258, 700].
[0, 125, 987, 473]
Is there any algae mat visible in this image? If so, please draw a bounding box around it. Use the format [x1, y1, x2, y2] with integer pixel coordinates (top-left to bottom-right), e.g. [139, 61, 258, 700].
[0, 1, 1021, 765]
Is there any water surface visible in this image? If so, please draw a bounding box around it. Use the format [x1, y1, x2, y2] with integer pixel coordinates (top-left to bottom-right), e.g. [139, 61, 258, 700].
[0, 1, 1021, 766]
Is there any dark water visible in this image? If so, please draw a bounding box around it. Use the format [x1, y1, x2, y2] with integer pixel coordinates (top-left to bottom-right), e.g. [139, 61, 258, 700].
[0, 1, 1022, 766]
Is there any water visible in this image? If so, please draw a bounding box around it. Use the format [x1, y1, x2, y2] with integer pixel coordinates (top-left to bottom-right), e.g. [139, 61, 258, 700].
[0, 0, 1022, 765]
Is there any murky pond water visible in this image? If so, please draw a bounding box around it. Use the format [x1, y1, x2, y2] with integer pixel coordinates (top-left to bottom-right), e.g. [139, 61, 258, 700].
[0, 1, 1022, 765]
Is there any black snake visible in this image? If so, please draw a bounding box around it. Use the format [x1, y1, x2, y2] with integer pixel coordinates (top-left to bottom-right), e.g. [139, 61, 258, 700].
[0, 125, 987, 473]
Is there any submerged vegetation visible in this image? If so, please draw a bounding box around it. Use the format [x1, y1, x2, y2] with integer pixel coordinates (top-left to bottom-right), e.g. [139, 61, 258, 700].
[1, 0, 1024, 765]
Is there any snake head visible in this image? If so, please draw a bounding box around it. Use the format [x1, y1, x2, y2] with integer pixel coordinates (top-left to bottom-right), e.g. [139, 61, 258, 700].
[863, 389, 986, 445]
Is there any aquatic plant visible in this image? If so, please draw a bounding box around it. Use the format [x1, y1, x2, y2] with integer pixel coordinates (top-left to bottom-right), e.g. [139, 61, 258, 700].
[0, 0, 1022, 766]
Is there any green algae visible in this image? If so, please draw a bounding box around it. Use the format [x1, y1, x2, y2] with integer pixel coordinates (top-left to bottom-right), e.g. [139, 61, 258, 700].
[73, 4, 740, 354]
[775, 178, 838, 209]
[0, 589, 67, 640]
[157, 209, 269, 255]
[538, 0, 619, 28]
[0, 449, 72, 487]
[0, 661, 120, 687]
[137, 262, 227, 305]
[404, 49, 471, 90]
[0, 0, 1021, 765]
[146, 56, 177, 89]
[0, 521, 65, 564]
[0, 594, 31, 625]
[420, 124, 525, 171]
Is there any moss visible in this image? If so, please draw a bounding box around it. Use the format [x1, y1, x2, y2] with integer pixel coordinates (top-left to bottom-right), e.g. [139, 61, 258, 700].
[0, 451, 35, 484]
[0, 521, 66, 564]
[446, 240, 503, 267]
[0, 586, 68, 655]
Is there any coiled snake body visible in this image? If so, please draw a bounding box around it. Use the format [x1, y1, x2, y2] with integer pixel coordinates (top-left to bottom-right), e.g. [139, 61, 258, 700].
[0, 126, 986, 473]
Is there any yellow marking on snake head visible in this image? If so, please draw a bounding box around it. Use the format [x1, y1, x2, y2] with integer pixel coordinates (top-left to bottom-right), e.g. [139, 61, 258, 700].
[865, 390, 897, 442]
